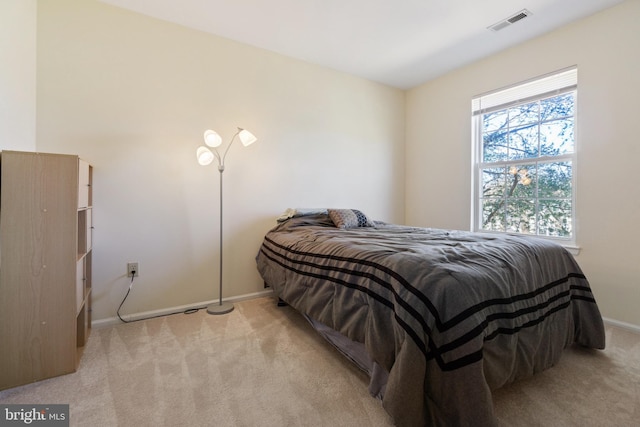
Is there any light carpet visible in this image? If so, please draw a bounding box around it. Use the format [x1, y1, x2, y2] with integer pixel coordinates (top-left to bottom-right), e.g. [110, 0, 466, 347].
[0, 297, 638, 426]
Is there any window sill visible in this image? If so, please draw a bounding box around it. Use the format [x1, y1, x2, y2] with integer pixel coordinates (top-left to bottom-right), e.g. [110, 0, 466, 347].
[562, 244, 580, 256]
[473, 229, 580, 255]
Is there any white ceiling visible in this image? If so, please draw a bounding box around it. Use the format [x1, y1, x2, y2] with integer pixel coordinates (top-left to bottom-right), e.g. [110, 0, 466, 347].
[99, 0, 624, 89]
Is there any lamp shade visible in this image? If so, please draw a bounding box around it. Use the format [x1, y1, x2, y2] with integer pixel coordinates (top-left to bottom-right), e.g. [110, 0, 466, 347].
[238, 129, 257, 146]
[196, 146, 215, 165]
[204, 130, 222, 147]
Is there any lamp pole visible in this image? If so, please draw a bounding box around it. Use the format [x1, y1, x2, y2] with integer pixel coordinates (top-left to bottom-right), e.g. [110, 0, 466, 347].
[197, 127, 257, 315]
[207, 137, 235, 315]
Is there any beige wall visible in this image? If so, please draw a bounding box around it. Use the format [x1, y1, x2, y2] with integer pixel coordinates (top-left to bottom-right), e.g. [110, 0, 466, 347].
[13, 0, 638, 328]
[36, 0, 405, 321]
[0, 0, 36, 151]
[406, 1, 640, 326]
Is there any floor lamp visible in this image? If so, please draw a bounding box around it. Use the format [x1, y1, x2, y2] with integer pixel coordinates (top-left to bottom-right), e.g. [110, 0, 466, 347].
[196, 127, 258, 315]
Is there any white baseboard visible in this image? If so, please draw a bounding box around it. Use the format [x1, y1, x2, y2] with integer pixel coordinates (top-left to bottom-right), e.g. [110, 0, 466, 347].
[92, 289, 274, 328]
[603, 317, 640, 334]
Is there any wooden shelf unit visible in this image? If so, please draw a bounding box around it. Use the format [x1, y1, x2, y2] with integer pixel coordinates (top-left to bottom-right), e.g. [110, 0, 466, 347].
[0, 150, 93, 390]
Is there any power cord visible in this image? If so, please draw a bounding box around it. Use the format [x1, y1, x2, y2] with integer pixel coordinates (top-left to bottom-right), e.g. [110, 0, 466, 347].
[116, 271, 135, 323]
[117, 268, 204, 323]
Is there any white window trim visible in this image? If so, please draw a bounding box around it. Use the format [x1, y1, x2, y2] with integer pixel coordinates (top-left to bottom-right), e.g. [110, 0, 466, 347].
[470, 67, 579, 250]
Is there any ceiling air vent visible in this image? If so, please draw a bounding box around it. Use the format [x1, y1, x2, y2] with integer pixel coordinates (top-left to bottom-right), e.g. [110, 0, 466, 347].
[488, 9, 532, 32]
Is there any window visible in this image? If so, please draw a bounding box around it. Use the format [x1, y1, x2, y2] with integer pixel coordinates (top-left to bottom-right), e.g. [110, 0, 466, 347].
[472, 68, 577, 242]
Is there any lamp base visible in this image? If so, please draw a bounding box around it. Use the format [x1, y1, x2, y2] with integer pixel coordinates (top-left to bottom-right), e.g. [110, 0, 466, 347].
[206, 301, 234, 315]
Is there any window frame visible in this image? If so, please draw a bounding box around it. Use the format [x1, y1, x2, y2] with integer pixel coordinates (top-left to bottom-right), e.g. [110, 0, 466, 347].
[471, 68, 578, 249]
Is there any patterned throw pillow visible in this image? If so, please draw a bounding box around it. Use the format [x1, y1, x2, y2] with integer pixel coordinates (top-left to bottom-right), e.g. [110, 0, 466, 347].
[328, 209, 375, 229]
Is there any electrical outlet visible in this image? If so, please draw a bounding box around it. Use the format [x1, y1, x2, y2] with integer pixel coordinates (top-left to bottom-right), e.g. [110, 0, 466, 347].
[127, 262, 139, 277]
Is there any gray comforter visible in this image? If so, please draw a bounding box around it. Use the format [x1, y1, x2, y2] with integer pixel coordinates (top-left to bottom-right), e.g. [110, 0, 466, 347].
[255, 215, 605, 426]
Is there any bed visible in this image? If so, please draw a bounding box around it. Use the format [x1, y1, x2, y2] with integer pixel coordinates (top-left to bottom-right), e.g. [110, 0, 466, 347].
[255, 209, 605, 426]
